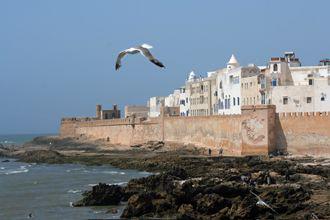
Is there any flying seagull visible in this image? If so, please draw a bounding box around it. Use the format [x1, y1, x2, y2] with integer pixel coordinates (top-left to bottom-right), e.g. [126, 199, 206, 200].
[115, 44, 165, 70]
[250, 190, 278, 214]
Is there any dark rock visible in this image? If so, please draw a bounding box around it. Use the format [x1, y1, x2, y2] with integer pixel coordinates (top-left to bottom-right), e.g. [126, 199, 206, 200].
[130, 144, 142, 148]
[121, 192, 156, 218]
[177, 204, 196, 219]
[2, 159, 10, 162]
[74, 183, 123, 206]
[125, 173, 179, 195]
[166, 166, 188, 179]
[195, 193, 231, 214]
[203, 182, 249, 197]
[18, 150, 64, 163]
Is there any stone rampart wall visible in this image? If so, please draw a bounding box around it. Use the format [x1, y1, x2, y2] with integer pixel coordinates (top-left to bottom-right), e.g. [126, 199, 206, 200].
[60, 105, 276, 156]
[276, 112, 330, 157]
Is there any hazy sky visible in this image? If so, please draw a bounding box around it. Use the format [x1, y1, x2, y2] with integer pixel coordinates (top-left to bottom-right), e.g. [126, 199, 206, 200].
[0, 0, 329, 134]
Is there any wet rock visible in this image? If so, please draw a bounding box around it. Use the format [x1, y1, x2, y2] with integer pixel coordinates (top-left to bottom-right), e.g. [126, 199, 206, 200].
[73, 183, 123, 206]
[1, 159, 10, 162]
[18, 150, 64, 163]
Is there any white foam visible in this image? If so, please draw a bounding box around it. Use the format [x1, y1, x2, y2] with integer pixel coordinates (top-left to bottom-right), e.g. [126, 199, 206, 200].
[5, 169, 29, 175]
[67, 189, 82, 194]
[113, 182, 128, 186]
[88, 183, 97, 187]
[0, 167, 5, 170]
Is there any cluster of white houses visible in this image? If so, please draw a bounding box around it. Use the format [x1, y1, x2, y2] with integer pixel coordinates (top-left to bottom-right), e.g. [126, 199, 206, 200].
[124, 52, 330, 118]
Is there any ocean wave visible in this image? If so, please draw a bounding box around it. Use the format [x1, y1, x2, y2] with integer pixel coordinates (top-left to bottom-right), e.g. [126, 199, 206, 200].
[102, 171, 120, 174]
[113, 182, 128, 186]
[88, 182, 128, 187]
[0, 140, 15, 144]
[0, 167, 5, 170]
[66, 168, 85, 173]
[67, 189, 82, 194]
[4, 169, 29, 175]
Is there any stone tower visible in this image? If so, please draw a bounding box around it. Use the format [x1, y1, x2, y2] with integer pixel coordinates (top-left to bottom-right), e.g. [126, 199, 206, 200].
[96, 104, 102, 119]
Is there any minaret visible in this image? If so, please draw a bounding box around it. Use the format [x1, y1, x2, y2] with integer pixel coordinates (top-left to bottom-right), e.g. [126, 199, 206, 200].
[227, 54, 240, 70]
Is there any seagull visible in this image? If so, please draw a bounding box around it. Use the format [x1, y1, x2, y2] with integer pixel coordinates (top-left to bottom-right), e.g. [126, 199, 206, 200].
[115, 43, 165, 70]
[250, 190, 278, 214]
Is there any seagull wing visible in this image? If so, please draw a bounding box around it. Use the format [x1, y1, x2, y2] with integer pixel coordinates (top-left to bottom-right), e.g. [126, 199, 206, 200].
[138, 46, 165, 68]
[115, 50, 128, 70]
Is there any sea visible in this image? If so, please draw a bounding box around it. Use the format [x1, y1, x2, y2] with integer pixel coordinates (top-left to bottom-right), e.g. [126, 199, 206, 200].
[0, 134, 150, 220]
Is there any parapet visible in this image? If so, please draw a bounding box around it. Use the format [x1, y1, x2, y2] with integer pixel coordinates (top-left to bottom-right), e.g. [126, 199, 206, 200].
[278, 111, 330, 118]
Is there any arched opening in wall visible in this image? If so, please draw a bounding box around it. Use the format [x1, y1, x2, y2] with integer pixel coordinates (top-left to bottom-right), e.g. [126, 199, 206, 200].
[273, 63, 278, 72]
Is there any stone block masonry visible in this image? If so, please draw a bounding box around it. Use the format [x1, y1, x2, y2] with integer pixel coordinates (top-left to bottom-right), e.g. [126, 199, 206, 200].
[60, 105, 277, 156]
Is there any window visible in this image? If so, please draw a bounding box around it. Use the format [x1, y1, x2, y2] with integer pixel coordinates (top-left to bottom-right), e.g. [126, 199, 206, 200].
[250, 82, 253, 87]
[321, 96, 325, 101]
[219, 81, 222, 89]
[273, 63, 278, 72]
[233, 97, 236, 106]
[261, 94, 266, 104]
[307, 97, 312, 103]
[253, 97, 256, 104]
[229, 75, 233, 83]
[283, 97, 288, 105]
[271, 79, 277, 86]
[237, 97, 240, 105]
[308, 79, 313, 85]
[241, 83, 243, 88]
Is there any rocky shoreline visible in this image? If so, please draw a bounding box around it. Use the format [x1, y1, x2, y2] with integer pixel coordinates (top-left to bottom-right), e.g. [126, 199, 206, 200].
[2, 136, 330, 219]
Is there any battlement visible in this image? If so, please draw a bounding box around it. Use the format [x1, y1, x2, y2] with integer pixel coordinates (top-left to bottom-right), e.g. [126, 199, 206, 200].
[278, 111, 330, 118]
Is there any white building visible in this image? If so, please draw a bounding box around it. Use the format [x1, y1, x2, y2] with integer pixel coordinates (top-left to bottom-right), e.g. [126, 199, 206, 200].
[217, 55, 242, 115]
[165, 89, 180, 107]
[271, 76, 330, 113]
[179, 85, 190, 116]
[265, 52, 330, 113]
[148, 96, 165, 117]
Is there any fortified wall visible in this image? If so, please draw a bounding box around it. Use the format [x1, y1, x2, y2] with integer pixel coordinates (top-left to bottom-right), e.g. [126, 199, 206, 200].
[60, 105, 275, 156]
[276, 112, 330, 157]
[60, 105, 330, 157]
